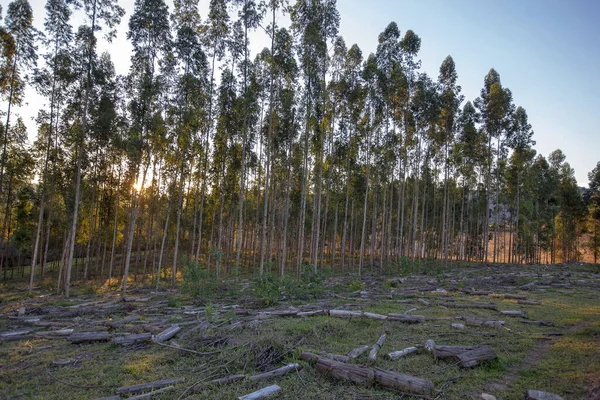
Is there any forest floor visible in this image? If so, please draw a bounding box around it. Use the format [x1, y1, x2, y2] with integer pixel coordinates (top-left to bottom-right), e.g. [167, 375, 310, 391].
[1, 262, 600, 400]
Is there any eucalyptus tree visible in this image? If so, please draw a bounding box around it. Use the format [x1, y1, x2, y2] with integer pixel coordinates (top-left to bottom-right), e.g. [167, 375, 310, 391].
[1, 0, 37, 194]
[587, 162, 600, 263]
[29, 0, 78, 293]
[436, 55, 462, 262]
[455, 101, 484, 260]
[231, 0, 262, 272]
[474, 69, 513, 262]
[290, 0, 339, 274]
[505, 106, 534, 261]
[267, 26, 297, 274]
[335, 43, 363, 271]
[195, 0, 230, 261]
[357, 53, 379, 274]
[62, 0, 123, 296]
[170, 0, 208, 278]
[408, 73, 438, 260]
[122, 0, 170, 296]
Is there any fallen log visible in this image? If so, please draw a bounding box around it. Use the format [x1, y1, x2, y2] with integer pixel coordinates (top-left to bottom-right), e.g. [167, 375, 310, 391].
[113, 333, 152, 346]
[328, 309, 362, 318]
[116, 377, 185, 394]
[66, 332, 111, 344]
[387, 314, 425, 323]
[432, 345, 478, 359]
[518, 300, 540, 305]
[374, 367, 434, 397]
[249, 363, 302, 382]
[462, 316, 505, 329]
[525, 390, 564, 400]
[238, 385, 281, 400]
[346, 345, 369, 359]
[153, 325, 180, 343]
[388, 346, 418, 360]
[321, 352, 351, 363]
[520, 320, 553, 327]
[500, 310, 528, 318]
[456, 345, 497, 367]
[488, 293, 527, 300]
[439, 302, 498, 310]
[369, 333, 387, 361]
[300, 352, 433, 397]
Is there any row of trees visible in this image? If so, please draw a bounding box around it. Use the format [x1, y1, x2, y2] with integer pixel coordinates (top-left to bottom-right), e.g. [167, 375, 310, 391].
[0, 0, 598, 296]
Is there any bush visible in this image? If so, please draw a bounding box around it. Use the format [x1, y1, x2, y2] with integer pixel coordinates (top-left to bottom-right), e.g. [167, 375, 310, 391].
[253, 265, 328, 306]
[181, 259, 218, 299]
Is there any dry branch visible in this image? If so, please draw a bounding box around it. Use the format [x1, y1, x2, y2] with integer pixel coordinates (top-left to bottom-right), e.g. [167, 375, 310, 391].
[238, 385, 281, 400]
[249, 363, 302, 382]
[153, 325, 181, 343]
[388, 346, 418, 360]
[525, 390, 564, 400]
[346, 345, 369, 359]
[369, 333, 387, 361]
[116, 377, 185, 394]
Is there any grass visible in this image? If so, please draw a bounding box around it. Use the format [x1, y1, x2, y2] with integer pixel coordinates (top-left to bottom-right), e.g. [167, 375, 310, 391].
[0, 263, 599, 399]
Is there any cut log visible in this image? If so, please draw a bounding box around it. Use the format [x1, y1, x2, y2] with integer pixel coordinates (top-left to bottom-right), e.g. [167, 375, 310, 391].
[297, 310, 325, 317]
[301, 352, 374, 384]
[249, 363, 302, 382]
[500, 310, 528, 317]
[417, 298, 431, 306]
[440, 302, 498, 310]
[128, 386, 174, 399]
[463, 316, 505, 329]
[488, 293, 527, 300]
[301, 352, 433, 397]
[116, 377, 185, 394]
[388, 346, 418, 360]
[363, 312, 388, 320]
[432, 345, 478, 359]
[346, 345, 369, 359]
[153, 325, 181, 343]
[0, 329, 32, 338]
[525, 390, 564, 400]
[18, 307, 25, 316]
[518, 300, 540, 305]
[457, 345, 497, 367]
[113, 333, 152, 346]
[329, 309, 362, 318]
[520, 320, 553, 327]
[36, 329, 74, 337]
[373, 367, 434, 397]
[387, 314, 425, 323]
[238, 385, 281, 400]
[66, 332, 111, 344]
[206, 374, 246, 385]
[321, 352, 351, 363]
[369, 333, 387, 361]
[451, 323, 465, 329]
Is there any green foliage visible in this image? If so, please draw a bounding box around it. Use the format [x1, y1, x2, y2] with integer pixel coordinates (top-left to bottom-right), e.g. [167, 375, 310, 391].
[253, 265, 328, 306]
[181, 260, 218, 299]
[347, 279, 364, 292]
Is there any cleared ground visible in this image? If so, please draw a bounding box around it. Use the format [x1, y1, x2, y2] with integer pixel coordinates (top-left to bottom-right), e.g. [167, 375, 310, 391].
[1, 262, 599, 399]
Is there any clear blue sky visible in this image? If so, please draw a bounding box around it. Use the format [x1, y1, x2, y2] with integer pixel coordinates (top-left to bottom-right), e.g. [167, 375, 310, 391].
[16, 0, 600, 186]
